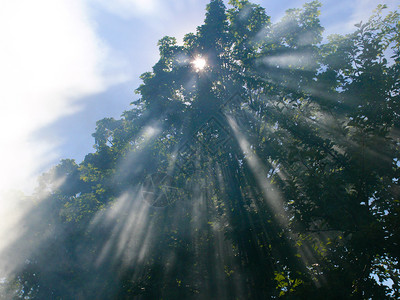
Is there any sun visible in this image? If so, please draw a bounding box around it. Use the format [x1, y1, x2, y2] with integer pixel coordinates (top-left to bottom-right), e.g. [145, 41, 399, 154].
[192, 57, 207, 71]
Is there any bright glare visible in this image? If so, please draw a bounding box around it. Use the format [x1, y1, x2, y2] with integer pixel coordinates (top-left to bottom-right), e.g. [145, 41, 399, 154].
[192, 57, 206, 71]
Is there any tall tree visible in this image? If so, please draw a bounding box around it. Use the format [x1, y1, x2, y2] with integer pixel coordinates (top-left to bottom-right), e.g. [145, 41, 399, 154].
[2, 1, 399, 299]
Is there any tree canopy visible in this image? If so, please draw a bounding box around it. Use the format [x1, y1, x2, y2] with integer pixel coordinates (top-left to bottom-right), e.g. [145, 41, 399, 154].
[1, 1, 400, 299]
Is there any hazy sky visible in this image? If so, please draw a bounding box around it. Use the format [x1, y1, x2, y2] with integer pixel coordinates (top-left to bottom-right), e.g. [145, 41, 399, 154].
[1, 0, 398, 194]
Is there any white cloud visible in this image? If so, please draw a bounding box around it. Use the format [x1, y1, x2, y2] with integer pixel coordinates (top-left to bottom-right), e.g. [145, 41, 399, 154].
[0, 0, 123, 195]
[0, 0, 129, 276]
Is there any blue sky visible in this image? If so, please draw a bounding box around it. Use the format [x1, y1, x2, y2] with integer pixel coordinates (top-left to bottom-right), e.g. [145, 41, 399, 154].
[0, 0, 398, 194]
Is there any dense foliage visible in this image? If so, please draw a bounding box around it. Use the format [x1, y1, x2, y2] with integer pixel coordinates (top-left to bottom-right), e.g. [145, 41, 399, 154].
[2, 1, 400, 299]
